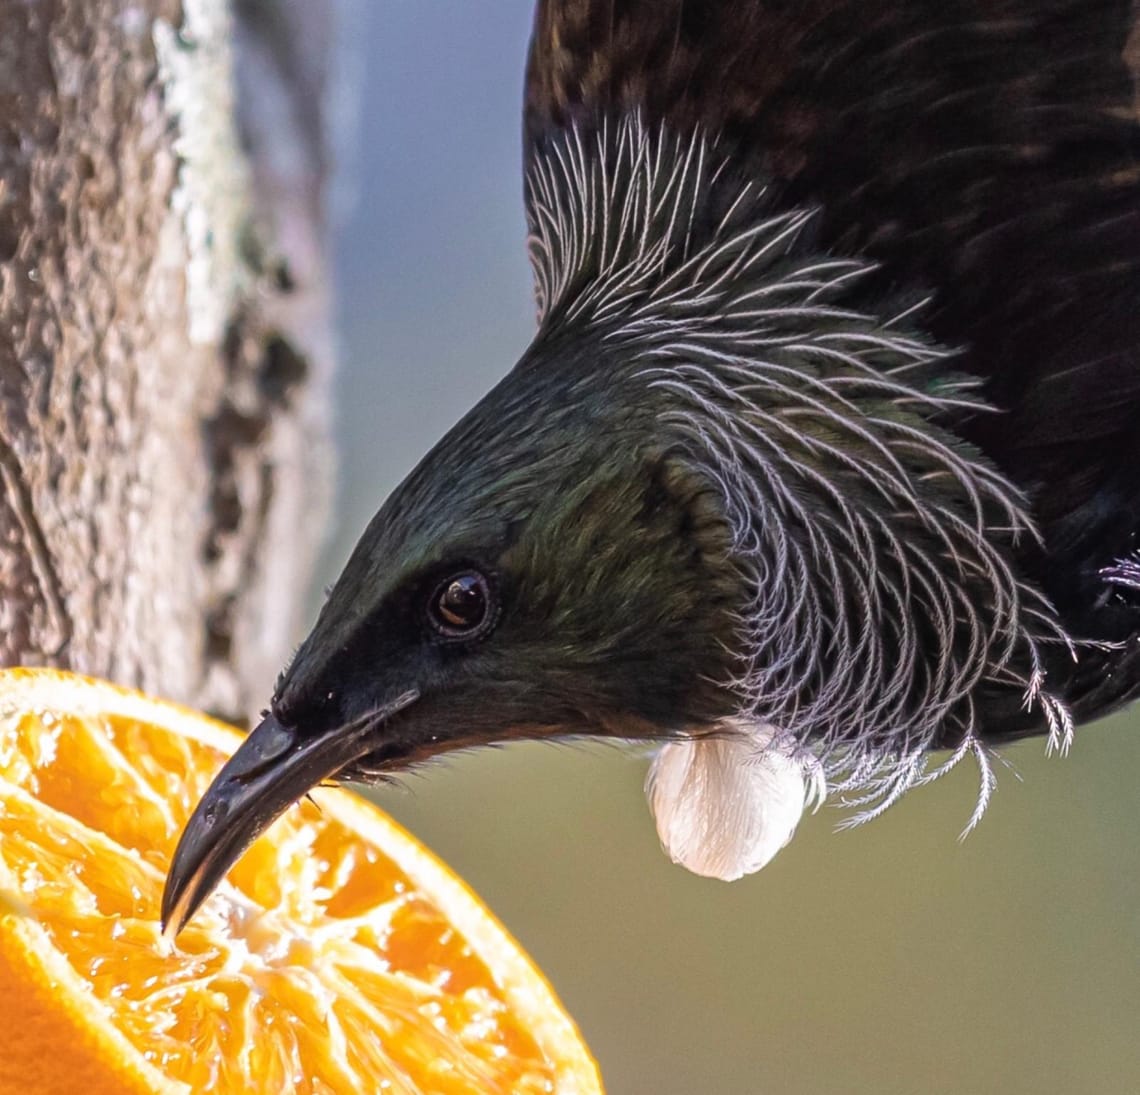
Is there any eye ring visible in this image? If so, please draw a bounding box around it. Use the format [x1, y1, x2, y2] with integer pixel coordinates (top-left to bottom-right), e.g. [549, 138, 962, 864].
[426, 569, 498, 642]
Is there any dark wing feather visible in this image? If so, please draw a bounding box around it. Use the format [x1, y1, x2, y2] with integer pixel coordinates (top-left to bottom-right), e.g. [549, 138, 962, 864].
[525, 0, 1140, 724]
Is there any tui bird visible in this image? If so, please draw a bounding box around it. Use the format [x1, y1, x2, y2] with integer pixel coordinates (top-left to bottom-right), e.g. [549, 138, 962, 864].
[163, 0, 1140, 934]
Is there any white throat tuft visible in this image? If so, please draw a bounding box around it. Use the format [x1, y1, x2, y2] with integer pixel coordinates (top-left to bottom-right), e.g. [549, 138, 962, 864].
[646, 723, 823, 881]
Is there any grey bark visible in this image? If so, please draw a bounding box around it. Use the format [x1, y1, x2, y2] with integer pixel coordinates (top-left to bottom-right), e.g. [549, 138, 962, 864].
[0, 0, 335, 723]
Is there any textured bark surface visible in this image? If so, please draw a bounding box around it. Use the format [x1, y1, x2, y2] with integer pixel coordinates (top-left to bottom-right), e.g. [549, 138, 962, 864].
[0, 0, 334, 723]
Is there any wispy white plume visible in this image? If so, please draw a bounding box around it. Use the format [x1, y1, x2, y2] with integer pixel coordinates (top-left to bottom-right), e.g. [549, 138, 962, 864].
[526, 114, 1076, 867]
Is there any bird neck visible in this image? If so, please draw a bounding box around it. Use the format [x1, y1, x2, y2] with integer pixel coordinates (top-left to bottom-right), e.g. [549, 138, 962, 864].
[524, 113, 1075, 820]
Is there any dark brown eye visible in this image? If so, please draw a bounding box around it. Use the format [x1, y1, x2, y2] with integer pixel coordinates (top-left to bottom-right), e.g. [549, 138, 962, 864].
[427, 571, 495, 640]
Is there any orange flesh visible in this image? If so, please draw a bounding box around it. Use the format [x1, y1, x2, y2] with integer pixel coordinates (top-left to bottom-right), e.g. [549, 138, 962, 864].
[0, 674, 600, 1094]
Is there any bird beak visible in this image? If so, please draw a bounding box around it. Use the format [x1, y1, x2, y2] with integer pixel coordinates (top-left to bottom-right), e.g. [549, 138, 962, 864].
[161, 694, 416, 939]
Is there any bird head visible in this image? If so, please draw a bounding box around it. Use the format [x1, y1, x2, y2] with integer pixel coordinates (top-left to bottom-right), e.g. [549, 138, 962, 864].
[275, 356, 743, 765]
[162, 334, 751, 934]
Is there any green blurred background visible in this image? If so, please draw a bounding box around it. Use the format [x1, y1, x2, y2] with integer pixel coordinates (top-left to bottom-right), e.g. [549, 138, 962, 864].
[324, 4, 1140, 1092]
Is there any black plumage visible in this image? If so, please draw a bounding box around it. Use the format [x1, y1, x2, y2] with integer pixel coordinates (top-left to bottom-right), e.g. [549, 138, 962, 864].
[525, 0, 1140, 732]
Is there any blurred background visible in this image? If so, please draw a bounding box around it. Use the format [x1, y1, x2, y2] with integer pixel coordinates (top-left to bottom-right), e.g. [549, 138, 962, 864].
[324, 4, 1140, 1093]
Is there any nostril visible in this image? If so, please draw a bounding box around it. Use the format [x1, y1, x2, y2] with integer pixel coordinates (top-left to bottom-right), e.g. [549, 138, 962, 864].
[269, 693, 299, 728]
[272, 685, 339, 733]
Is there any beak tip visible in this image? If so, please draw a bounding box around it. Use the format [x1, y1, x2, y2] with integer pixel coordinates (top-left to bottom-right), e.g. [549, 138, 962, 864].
[157, 707, 386, 938]
[159, 857, 200, 941]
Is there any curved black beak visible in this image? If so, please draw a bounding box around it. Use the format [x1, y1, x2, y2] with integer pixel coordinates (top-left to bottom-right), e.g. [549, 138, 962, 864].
[161, 694, 417, 939]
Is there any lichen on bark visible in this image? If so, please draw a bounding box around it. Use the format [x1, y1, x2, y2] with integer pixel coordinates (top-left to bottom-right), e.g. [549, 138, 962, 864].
[0, 0, 335, 724]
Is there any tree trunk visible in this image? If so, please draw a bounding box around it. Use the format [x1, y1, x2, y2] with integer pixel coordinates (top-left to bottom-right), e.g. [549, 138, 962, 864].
[0, 0, 335, 723]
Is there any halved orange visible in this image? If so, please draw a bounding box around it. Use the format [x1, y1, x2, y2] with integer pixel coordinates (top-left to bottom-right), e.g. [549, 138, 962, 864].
[0, 669, 601, 1094]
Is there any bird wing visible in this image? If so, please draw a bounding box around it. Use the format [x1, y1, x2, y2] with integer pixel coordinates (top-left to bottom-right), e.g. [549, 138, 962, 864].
[524, 0, 1140, 723]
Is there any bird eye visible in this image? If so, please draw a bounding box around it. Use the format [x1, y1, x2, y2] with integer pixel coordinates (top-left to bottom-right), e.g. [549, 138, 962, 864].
[427, 570, 496, 641]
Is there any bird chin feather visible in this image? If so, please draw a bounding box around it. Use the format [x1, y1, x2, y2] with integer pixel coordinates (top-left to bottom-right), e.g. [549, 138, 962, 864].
[645, 722, 823, 881]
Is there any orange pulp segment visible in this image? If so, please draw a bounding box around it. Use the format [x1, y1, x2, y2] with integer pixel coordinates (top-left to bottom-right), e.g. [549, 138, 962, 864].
[0, 669, 601, 1095]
